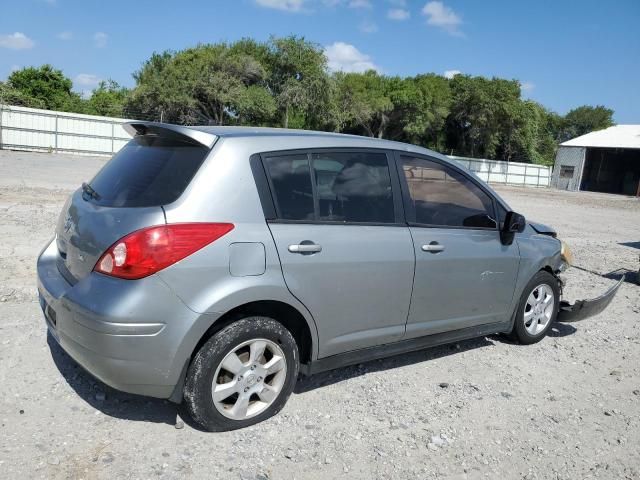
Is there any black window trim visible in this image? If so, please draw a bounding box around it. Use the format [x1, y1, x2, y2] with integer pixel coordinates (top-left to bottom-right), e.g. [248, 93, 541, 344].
[255, 147, 407, 227]
[393, 150, 500, 232]
[249, 153, 277, 220]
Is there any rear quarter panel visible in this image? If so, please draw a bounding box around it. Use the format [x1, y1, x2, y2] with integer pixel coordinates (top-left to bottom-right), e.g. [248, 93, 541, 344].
[158, 138, 320, 359]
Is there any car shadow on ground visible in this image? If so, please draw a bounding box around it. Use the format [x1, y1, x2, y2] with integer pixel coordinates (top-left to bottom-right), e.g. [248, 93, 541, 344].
[491, 322, 578, 343]
[572, 262, 639, 285]
[296, 322, 580, 394]
[47, 332, 190, 428]
[546, 322, 578, 337]
[294, 336, 494, 394]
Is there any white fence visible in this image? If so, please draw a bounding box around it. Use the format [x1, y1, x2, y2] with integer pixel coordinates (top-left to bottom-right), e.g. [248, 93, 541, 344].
[0, 104, 132, 156]
[0, 104, 552, 187]
[449, 155, 551, 187]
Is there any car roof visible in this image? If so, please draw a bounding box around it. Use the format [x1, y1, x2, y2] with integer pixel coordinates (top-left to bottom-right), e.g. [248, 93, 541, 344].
[124, 121, 440, 157]
[194, 125, 438, 153]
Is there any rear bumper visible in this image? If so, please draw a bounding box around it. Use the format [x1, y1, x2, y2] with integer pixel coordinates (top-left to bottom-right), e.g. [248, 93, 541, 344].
[37, 239, 207, 399]
[557, 276, 624, 323]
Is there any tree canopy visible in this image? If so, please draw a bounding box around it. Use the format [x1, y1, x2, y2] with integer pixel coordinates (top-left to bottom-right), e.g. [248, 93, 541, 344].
[7, 65, 78, 111]
[560, 105, 614, 142]
[1, 36, 616, 166]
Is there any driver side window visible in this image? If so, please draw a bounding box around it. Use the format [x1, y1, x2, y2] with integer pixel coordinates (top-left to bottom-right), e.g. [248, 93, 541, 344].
[400, 155, 497, 229]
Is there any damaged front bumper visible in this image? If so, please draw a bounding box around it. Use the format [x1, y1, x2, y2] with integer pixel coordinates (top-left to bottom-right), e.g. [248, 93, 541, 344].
[557, 276, 624, 323]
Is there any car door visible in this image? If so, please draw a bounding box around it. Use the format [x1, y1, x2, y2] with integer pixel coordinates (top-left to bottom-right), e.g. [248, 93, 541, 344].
[262, 150, 415, 358]
[396, 153, 520, 339]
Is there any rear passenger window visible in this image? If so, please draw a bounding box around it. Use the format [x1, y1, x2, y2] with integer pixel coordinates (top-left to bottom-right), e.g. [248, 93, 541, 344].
[312, 152, 394, 223]
[264, 151, 395, 224]
[400, 155, 496, 229]
[264, 154, 315, 220]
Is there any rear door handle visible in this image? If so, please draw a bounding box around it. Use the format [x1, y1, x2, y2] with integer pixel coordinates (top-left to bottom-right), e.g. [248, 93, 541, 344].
[288, 243, 322, 254]
[422, 242, 445, 253]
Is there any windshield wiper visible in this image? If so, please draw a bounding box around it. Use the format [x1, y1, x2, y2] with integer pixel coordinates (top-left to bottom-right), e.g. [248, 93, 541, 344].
[81, 182, 101, 201]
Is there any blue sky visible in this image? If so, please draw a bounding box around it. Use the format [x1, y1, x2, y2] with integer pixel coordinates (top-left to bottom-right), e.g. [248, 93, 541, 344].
[1, 0, 638, 123]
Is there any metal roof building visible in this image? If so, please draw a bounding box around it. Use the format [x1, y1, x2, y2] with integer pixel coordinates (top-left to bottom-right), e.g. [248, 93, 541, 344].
[551, 125, 640, 196]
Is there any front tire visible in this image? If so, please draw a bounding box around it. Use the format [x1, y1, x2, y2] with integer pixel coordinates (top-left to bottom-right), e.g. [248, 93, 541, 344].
[510, 271, 560, 345]
[184, 316, 299, 431]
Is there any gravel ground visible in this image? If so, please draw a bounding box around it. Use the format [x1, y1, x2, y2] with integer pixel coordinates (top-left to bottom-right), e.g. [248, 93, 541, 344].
[0, 150, 639, 480]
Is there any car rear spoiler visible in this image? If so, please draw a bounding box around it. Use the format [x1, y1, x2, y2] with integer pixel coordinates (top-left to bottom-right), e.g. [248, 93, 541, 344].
[123, 122, 218, 149]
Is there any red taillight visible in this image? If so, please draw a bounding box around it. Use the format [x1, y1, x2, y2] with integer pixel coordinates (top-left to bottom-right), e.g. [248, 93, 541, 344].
[94, 223, 234, 280]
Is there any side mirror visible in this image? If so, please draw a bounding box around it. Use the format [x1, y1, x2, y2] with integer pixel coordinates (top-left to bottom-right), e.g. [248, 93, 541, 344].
[501, 211, 526, 245]
[504, 211, 526, 233]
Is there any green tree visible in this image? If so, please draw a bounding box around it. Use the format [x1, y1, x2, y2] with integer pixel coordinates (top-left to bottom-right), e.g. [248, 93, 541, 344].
[267, 36, 330, 129]
[0, 81, 46, 108]
[126, 44, 276, 125]
[331, 70, 393, 138]
[561, 105, 614, 141]
[446, 76, 528, 159]
[87, 80, 129, 117]
[7, 65, 76, 111]
[394, 74, 451, 149]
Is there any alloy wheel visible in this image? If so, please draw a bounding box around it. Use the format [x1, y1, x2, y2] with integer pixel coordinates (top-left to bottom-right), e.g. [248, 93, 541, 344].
[212, 338, 287, 420]
[524, 284, 555, 335]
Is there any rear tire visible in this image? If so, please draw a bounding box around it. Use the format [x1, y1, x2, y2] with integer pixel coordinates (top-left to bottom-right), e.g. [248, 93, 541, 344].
[184, 316, 299, 431]
[509, 271, 560, 345]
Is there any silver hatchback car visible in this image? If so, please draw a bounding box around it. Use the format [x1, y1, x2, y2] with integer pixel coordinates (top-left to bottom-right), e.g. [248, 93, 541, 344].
[37, 122, 621, 431]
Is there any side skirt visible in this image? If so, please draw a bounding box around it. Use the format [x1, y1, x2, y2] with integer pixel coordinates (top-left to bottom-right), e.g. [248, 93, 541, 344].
[300, 321, 511, 376]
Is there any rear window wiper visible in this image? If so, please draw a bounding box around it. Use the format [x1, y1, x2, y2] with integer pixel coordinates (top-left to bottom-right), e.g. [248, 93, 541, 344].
[81, 182, 101, 201]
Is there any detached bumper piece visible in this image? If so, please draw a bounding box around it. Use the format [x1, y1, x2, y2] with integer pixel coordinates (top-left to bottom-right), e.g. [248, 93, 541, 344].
[557, 276, 624, 323]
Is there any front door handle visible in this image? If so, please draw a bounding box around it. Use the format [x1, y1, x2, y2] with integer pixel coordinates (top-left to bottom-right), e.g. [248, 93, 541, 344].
[288, 243, 322, 254]
[422, 242, 445, 253]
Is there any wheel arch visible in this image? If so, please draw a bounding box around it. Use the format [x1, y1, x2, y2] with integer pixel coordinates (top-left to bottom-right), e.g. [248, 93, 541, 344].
[169, 299, 316, 403]
[192, 300, 315, 366]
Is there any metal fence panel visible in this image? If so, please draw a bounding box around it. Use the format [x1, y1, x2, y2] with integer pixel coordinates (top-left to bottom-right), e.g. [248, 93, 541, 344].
[448, 155, 551, 187]
[0, 104, 131, 156]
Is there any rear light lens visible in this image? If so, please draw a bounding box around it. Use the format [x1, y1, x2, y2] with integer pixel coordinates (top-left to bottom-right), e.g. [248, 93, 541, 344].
[94, 223, 234, 279]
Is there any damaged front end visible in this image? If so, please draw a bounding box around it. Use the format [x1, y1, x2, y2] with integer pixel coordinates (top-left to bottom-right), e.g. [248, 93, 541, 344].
[552, 237, 625, 323]
[557, 276, 624, 323]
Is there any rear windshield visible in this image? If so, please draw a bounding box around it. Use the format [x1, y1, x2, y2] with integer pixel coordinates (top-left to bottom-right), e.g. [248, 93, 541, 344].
[86, 136, 209, 207]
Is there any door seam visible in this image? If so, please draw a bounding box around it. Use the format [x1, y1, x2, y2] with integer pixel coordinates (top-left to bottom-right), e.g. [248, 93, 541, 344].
[403, 225, 418, 337]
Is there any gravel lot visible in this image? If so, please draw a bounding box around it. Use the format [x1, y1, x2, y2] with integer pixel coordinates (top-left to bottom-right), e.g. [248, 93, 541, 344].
[0, 150, 639, 480]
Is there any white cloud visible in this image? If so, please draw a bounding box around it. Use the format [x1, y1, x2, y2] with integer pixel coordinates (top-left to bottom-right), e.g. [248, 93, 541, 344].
[93, 32, 108, 48]
[422, 1, 463, 36]
[349, 0, 371, 8]
[0, 32, 35, 50]
[359, 20, 378, 33]
[75, 73, 101, 88]
[57, 31, 73, 40]
[521, 81, 535, 93]
[255, 0, 306, 11]
[444, 69, 461, 79]
[387, 8, 410, 20]
[325, 41, 379, 73]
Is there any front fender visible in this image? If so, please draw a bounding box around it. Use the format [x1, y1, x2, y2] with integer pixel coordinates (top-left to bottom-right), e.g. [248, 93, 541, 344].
[515, 232, 563, 295]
